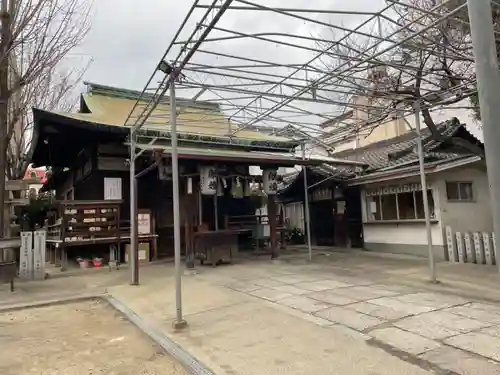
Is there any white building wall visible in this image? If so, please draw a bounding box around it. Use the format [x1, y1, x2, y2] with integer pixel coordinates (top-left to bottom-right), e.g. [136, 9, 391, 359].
[363, 223, 443, 246]
[329, 139, 357, 153]
[360, 174, 445, 258]
[434, 163, 492, 234]
[359, 162, 491, 259]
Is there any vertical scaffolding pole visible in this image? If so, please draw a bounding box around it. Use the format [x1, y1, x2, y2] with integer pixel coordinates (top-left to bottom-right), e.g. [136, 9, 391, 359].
[467, 0, 500, 272]
[414, 102, 436, 283]
[170, 78, 187, 329]
[302, 144, 312, 261]
[129, 128, 138, 285]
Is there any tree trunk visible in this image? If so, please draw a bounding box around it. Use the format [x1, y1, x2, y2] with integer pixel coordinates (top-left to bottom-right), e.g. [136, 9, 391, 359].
[0, 0, 12, 243]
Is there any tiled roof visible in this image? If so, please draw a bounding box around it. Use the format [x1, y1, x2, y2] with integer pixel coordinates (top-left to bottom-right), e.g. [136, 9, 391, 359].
[37, 82, 299, 146]
[278, 118, 483, 192]
[328, 118, 481, 176]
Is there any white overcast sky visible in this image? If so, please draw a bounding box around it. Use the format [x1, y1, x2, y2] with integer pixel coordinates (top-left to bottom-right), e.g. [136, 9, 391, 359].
[74, 0, 483, 140]
[79, 0, 384, 89]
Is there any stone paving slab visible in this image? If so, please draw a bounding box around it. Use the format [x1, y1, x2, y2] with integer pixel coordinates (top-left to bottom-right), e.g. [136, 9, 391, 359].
[249, 288, 293, 302]
[420, 346, 500, 375]
[315, 306, 386, 331]
[270, 274, 323, 284]
[447, 305, 500, 324]
[345, 301, 412, 320]
[394, 310, 487, 340]
[252, 278, 286, 288]
[372, 283, 417, 294]
[293, 279, 352, 292]
[307, 291, 359, 306]
[478, 325, 500, 338]
[367, 297, 435, 315]
[445, 332, 500, 362]
[394, 292, 471, 309]
[328, 276, 374, 286]
[469, 302, 500, 315]
[277, 295, 332, 313]
[327, 286, 399, 301]
[226, 282, 262, 293]
[267, 301, 335, 327]
[370, 327, 441, 355]
[271, 285, 309, 295]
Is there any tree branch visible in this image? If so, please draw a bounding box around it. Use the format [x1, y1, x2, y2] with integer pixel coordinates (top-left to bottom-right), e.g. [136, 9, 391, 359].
[1, 0, 92, 180]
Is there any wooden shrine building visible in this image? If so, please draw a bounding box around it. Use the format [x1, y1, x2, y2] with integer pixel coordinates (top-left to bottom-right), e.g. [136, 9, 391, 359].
[29, 83, 365, 271]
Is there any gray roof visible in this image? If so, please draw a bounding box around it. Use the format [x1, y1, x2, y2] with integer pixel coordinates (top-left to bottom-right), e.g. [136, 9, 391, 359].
[328, 118, 482, 177]
[278, 118, 483, 192]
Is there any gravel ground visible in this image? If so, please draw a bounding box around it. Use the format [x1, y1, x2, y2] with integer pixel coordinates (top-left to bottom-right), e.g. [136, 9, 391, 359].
[0, 299, 190, 375]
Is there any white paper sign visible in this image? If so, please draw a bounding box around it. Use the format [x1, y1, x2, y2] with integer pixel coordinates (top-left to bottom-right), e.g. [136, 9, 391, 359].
[138, 213, 151, 235]
[337, 201, 346, 214]
[104, 177, 122, 200]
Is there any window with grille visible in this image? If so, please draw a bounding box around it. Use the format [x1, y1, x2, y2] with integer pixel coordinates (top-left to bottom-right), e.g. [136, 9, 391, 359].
[446, 182, 473, 201]
[365, 189, 435, 221]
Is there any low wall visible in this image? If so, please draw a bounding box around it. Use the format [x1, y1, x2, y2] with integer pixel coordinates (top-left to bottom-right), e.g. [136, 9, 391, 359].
[363, 221, 446, 259]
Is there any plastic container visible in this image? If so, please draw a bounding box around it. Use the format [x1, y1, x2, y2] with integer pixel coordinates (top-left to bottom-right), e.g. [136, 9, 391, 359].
[92, 258, 102, 268]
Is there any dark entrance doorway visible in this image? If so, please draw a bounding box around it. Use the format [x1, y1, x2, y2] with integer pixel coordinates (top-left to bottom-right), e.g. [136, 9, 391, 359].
[344, 186, 364, 248]
[310, 199, 335, 246]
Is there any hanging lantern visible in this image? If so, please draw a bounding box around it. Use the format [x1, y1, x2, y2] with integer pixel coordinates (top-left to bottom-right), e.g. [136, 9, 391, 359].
[200, 166, 217, 195]
[244, 178, 252, 197]
[217, 177, 224, 196]
[262, 168, 278, 195]
[231, 176, 243, 198]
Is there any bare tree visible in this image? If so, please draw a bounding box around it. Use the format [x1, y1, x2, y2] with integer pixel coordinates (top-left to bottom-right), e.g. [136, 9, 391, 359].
[0, 0, 91, 235]
[4, 0, 92, 180]
[6, 63, 89, 181]
[315, 0, 483, 156]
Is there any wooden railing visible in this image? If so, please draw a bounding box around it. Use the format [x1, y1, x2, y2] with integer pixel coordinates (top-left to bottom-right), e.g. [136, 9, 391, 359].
[225, 214, 268, 229]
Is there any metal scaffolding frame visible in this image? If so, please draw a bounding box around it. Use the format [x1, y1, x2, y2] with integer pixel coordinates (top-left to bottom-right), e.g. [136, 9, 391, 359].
[123, 0, 500, 327]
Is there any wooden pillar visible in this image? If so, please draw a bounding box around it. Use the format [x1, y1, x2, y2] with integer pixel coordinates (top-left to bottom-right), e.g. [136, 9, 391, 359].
[268, 195, 278, 259]
[54, 245, 61, 267]
[279, 205, 286, 250]
[60, 248, 67, 272]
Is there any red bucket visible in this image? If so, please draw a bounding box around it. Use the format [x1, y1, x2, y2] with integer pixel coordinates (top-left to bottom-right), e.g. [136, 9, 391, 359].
[92, 258, 102, 268]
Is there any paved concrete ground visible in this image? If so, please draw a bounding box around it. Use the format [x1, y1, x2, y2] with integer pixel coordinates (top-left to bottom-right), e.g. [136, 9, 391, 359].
[0, 299, 189, 375]
[3, 247, 500, 375]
